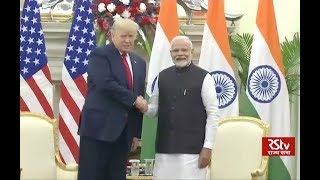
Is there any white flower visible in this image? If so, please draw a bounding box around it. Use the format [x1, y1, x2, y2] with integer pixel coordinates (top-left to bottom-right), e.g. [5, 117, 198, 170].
[120, 0, 130, 5]
[98, 3, 106, 13]
[148, 0, 156, 4]
[140, 3, 146, 13]
[107, 3, 116, 12]
[113, 14, 122, 19]
[121, 10, 131, 19]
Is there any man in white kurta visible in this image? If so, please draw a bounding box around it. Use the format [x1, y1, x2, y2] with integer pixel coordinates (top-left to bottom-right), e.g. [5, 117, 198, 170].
[145, 35, 220, 179]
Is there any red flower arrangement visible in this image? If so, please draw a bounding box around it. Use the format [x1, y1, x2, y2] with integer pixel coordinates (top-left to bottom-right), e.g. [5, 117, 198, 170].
[92, 0, 160, 51]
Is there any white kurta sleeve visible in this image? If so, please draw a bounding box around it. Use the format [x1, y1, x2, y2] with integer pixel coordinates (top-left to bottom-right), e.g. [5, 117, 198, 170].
[145, 81, 159, 117]
[201, 74, 220, 149]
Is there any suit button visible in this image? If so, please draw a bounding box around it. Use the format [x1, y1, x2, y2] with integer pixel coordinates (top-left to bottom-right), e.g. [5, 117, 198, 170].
[171, 106, 175, 110]
[173, 96, 177, 99]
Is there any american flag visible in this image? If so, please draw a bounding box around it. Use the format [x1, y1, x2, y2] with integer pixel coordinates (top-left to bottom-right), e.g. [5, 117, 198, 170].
[58, 0, 96, 165]
[20, 0, 54, 118]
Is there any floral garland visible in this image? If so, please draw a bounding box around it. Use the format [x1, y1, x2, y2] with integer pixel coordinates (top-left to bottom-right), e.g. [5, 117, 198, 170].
[92, 0, 160, 57]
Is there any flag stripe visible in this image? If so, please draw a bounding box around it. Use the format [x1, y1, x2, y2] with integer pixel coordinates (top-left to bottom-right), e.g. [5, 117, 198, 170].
[61, 67, 87, 110]
[33, 68, 54, 105]
[20, 96, 29, 112]
[59, 129, 78, 164]
[206, 0, 232, 66]
[200, 30, 235, 75]
[42, 65, 53, 82]
[256, 0, 284, 74]
[26, 76, 53, 118]
[21, 76, 48, 113]
[59, 101, 81, 142]
[60, 82, 81, 126]
[20, 79, 46, 114]
[58, 151, 66, 165]
[62, 66, 86, 110]
[150, 25, 172, 69]
[59, 114, 79, 162]
[74, 76, 88, 97]
[158, 0, 179, 42]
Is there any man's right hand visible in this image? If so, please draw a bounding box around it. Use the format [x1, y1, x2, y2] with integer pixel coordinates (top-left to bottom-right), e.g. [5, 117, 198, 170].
[134, 96, 148, 113]
[198, 147, 212, 168]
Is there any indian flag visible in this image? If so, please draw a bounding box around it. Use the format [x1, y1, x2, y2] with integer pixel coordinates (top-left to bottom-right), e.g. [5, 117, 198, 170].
[145, 0, 179, 96]
[198, 0, 239, 118]
[141, 0, 179, 160]
[246, 0, 293, 179]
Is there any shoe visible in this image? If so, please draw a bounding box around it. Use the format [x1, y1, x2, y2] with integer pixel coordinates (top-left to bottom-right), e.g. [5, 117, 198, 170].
[182, 0, 202, 11]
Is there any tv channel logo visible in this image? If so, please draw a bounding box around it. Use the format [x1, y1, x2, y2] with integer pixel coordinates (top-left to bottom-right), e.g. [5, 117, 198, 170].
[262, 137, 295, 156]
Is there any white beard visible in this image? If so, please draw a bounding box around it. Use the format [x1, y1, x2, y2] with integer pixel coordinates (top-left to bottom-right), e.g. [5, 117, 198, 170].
[174, 60, 190, 68]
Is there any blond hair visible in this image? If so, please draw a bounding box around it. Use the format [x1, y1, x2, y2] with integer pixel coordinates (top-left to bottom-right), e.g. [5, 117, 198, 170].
[110, 18, 139, 34]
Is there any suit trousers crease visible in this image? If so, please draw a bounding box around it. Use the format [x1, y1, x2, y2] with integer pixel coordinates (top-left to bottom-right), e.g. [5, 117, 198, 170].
[77, 126, 129, 180]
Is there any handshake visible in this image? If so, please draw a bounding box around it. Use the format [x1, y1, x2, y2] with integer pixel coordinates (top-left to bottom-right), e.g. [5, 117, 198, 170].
[134, 96, 148, 113]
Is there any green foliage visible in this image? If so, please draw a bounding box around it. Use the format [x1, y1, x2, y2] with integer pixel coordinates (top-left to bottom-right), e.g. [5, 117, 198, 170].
[229, 33, 253, 89]
[95, 28, 107, 46]
[281, 32, 300, 96]
[136, 27, 153, 58]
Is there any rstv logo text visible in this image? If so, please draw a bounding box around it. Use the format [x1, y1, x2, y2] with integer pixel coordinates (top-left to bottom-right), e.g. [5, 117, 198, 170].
[262, 137, 295, 156]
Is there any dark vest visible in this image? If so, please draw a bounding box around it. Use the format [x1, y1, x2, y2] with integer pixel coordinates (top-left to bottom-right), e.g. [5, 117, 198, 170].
[156, 63, 209, 154]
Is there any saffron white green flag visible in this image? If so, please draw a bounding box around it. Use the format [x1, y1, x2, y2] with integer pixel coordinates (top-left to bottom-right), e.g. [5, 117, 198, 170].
[141, 0, 179, 160]
[198, 0, 239, 118]
[246, 0, 293, 179]
[145, 0, 179, 96]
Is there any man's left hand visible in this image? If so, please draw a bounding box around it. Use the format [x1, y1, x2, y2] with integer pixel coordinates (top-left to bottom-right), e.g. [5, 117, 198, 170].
[130, 137, 140, 152]
[198, 147, 211, 168]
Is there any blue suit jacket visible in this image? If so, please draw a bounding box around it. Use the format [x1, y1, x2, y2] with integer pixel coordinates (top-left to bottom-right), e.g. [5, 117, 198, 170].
[78, 43, 146, 144]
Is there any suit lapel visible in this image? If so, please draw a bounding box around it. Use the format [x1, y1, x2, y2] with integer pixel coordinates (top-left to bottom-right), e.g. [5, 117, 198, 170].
[107, 44, 130, 89]
[108, 44, 139, 92]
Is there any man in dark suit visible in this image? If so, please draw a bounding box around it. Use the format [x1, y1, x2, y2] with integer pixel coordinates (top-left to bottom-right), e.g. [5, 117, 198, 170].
[77, 18, 148, 180]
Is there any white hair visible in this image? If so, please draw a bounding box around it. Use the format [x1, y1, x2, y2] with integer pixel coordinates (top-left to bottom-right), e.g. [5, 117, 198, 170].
[170, 35, 193, 49]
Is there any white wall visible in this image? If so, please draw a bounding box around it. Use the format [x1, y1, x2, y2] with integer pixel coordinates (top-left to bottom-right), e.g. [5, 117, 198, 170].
[237, 0, 300, 41]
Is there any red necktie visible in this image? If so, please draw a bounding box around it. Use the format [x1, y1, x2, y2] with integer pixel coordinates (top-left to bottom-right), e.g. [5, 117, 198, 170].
[121, 53, 133, 90]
